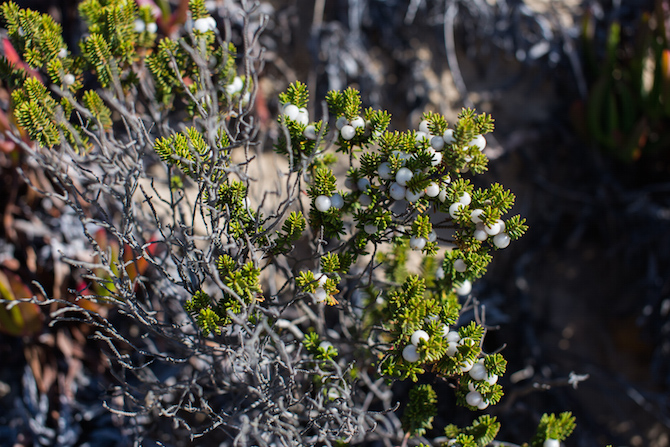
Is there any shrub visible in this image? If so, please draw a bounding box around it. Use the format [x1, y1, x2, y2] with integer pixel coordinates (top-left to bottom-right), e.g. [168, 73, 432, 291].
[0, 1, 579, 445]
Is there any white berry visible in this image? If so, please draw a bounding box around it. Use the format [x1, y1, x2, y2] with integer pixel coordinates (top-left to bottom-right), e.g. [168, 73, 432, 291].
[319, 341, 333, 350]
[459, 192, 471, 205]
[63, 74, 75, 86]
[409, 236, 426, 251]
[455, 280, 472, 296]
[469, 362, 488, 381]
[410, 330, 429, 346]
[443, 129, 456, 144]
[336, 116, 348, 129]
[405, 188, 423, 202]
[357, 178, 371, 191]
[194, 17, 215, 32]
[402, 344, 420, 362]
[430, 150, 443, 166]
[314, 287, 327, 303]
[486, 374, 498, 385]
[449, 202, 464, 219]
[359, 194, 372, 207]
[134, 19, 146, 33]
[314, 195, 332, 212]
[543, 440, 560, 447]
[454, 259, 467, 273]
[425, 182, 440, 197]
[389, 183, 406, 201]
[470, 209, 484, 223]
[57, 48, 67, 58]
[415, 131, 429, 143]
[283, 104, 299, 121]
[435, 266, 445, 280]
[493, 232, 511, 248]
[484, 221, 502, 236]
[378, 162, 392, 180]
[330, 193, 344, 209]
[146, 22, 158, 34]
[419, 120, 431, 134]
[431, 135, 445, 150]
[303, 125, 317, 140]
[364, 223, 377, 235]
[340, 125, 356, 140]
[226, 76, 244, 95]
[395, 167, 413, 186]
[316, 273, 329, 286]
[447, 331, 461, 343]
[474, 228, 488, 241]
[460, 360, 475, 372]
[428, 230, 437, 242]
[296, 108, 309, 126]
[469, 134, 486, 151]
[441, 324, 450, 337]
[477, 400, 489, 410]
[438, 188, 448, 203]
[350, 116, 365, 128]
[465, 390, 483, 407]
[446, 341, 459, 356]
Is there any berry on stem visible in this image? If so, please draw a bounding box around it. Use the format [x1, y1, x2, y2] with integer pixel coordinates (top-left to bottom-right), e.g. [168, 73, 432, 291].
[283, 104, 299, 121]
[378, 162, 392, 180]
[341, 125, 356, 140]
[493, 232, 511, 248]
[389, 183, 406, 201]
[410, 330, 429, 346]
[409, 236, 426, 251]
[314, 287, 327, 303]
[402, 344, 420, 362]
[425, 182, 440, 197]
[303, 125, 317, 140]
[395, 167, 413, 186]
[315, 195, 332, 212]
[455, 280, 472, 296]
[330, 193, 344, 209]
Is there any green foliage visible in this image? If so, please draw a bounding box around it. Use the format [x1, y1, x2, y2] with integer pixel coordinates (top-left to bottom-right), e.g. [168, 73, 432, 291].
[216, 254, 262, 305]
[1, 1, 67, 70]
[444, 415, 501, 447]
[184, 290, 222, 336]
[401, 384, 437, 437]
[303, 331, 339, 361]
[154, 127, 212, 178]
[273, 211, 306, 255]
[279, 81, 309, 109]
[11, 77, 61, 147]
[82, 90, 112, 130]
[531, 412, 577, 446]
[577, 0, 670, 161]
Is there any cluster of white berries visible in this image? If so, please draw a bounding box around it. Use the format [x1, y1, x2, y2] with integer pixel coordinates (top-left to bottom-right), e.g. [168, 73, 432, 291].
[471, 210, 510, 248]
[449, 193, 511, 249]
[133, 18, 158, 34]
[314, 193, 344, 212]
[193, 16, 217, 33]
[281, 103, 309, 126]
[335, 115, 366, 141]
[312, 273, 329, 303]
[464, 358, 498, 410]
